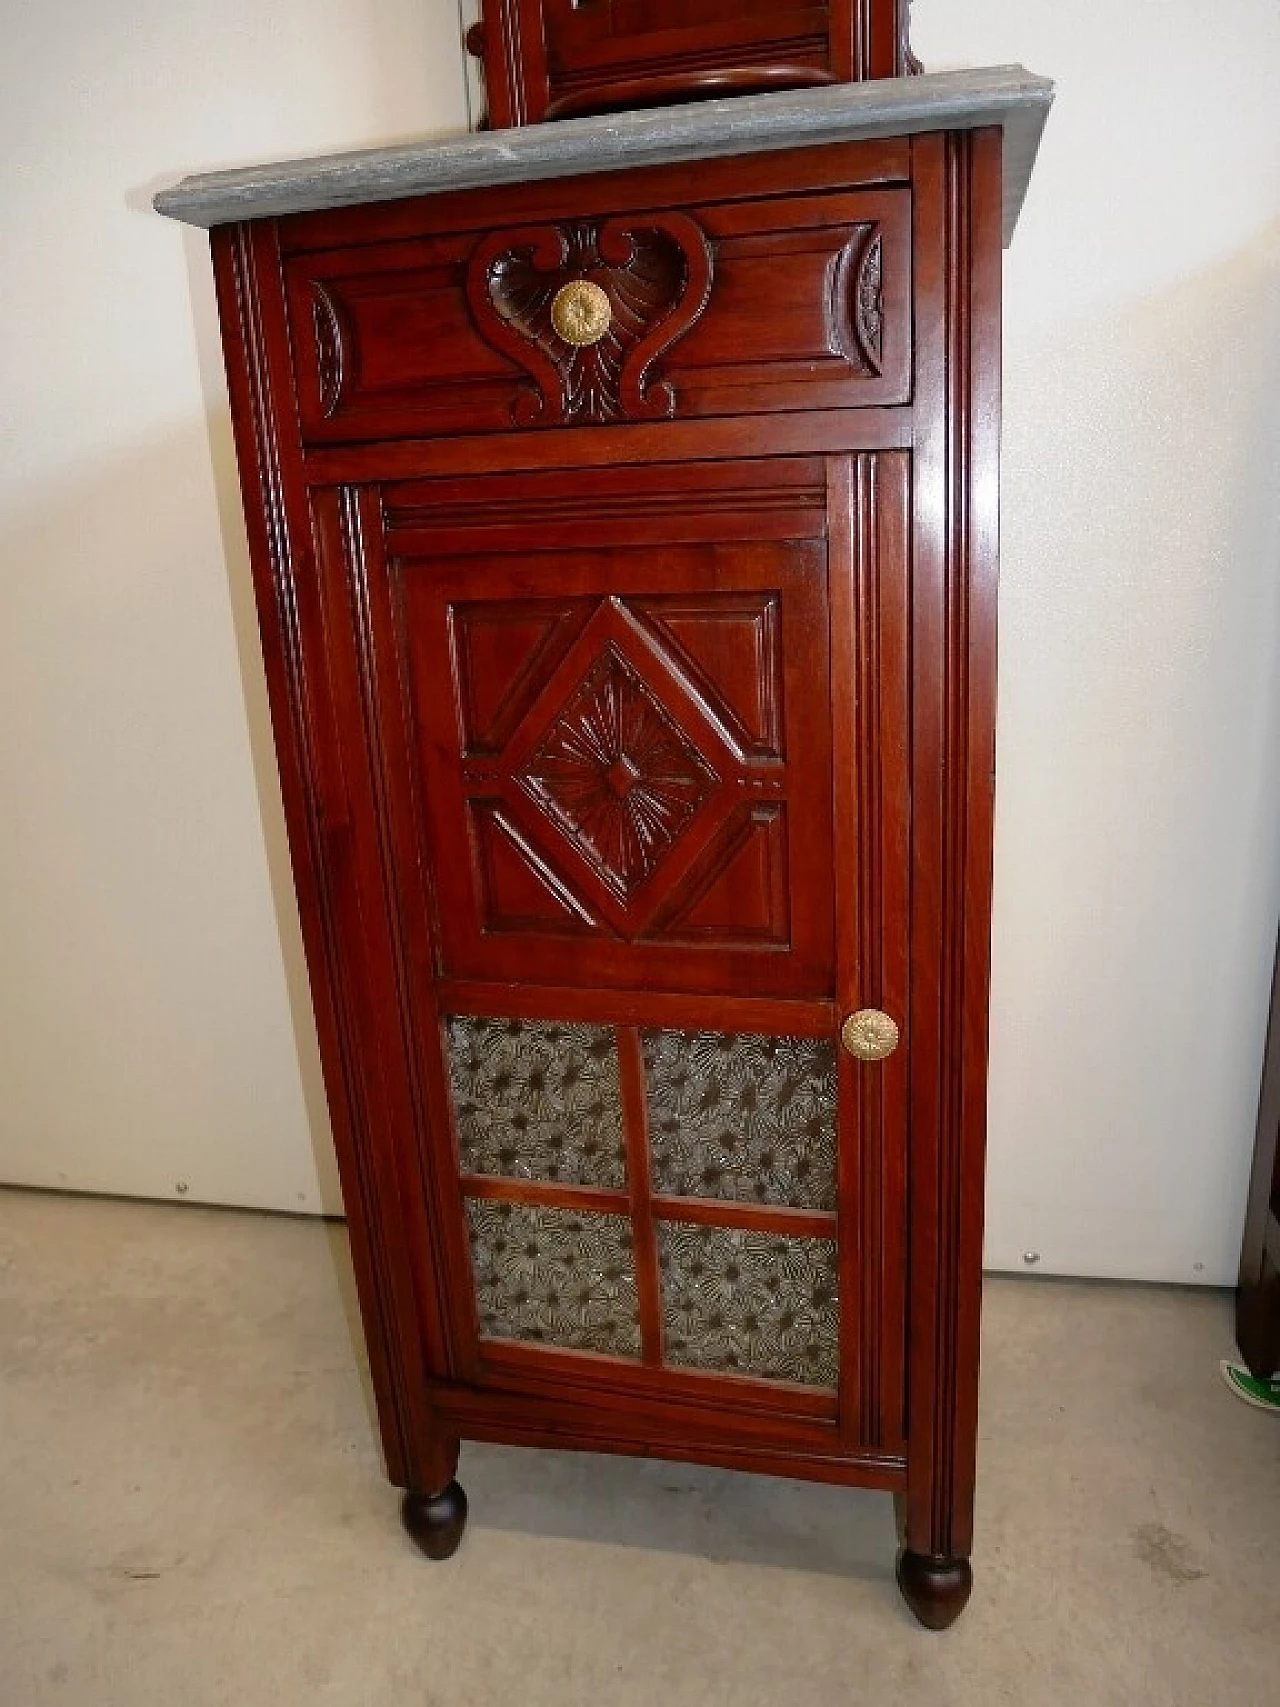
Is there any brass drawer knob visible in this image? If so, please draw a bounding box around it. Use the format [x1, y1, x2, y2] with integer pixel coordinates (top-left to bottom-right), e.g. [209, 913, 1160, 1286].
[551, 278, 612, 346]
[841, 1009, 900, 1062]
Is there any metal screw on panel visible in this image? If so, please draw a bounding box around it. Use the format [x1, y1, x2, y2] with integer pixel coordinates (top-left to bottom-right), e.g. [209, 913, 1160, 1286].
[1022, 1251, 1041, 1266]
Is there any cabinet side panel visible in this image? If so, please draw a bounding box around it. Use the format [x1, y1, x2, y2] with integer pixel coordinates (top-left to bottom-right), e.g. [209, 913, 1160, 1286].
[956, 126, 1003, 1551]
[210, 223, 452, 1492]
[903, 127, 1001, 1563]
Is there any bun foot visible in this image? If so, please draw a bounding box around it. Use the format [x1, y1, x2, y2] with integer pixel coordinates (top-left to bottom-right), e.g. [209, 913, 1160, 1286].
[401, 1481, 468, 1561]
[896, 1549, 973, 1629]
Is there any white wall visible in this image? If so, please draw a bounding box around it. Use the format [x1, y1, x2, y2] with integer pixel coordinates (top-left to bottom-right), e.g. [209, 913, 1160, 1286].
[1, 3, 1278, 1280]
[0, 2, 470, 1214]
[912, 1, 1280, 1280]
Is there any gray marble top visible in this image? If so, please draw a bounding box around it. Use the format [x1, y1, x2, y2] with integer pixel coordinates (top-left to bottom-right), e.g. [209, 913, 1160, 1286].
[154, 66, 1053, 246]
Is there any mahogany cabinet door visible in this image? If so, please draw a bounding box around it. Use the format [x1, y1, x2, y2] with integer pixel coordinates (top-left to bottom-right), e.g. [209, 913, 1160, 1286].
[310, 450, 909, 1460]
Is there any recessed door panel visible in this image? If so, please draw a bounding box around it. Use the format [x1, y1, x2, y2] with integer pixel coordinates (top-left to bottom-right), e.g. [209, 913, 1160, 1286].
[387, 461, 836, 998]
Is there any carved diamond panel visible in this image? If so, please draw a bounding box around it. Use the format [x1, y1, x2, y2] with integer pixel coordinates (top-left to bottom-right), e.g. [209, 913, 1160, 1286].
[629, 594, 783, 761]
[450, 599, 590, 756]
[469, 804, 607, 937]
[523, 646, 717, 898]
[466, 1200, 642, 1358]
[657, 1222, 840, 1387]
[642, 1030, 837, 1209]
[445, 1014, 626, 1188]
[407, 526, 838, 987]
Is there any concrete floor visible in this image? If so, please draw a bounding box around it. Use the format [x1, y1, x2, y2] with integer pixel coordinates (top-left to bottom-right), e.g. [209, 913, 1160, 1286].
[0, 1189, 1275, 1707]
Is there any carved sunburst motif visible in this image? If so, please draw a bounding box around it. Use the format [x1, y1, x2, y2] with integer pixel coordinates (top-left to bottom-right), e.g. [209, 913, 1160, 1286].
[524, 648, 716, 896]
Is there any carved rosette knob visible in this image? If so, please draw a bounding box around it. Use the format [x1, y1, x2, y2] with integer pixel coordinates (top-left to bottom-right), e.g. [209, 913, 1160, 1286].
[550, 279, 613, 346]
[841, 1009, 900, 1062]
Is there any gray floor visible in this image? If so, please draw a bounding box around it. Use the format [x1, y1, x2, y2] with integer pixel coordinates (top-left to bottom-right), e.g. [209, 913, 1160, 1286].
[0, 1189, 1275, 1706]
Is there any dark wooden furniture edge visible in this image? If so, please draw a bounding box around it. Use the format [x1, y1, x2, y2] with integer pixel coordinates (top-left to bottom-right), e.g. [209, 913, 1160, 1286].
[210, 221, 458, 1500]
[1237, 931, 1280, 1376]
[896, 126, 1001, 1626]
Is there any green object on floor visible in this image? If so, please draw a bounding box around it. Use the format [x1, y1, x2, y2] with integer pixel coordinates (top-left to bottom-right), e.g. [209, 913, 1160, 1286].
[1220, 1360, 1280, 1413]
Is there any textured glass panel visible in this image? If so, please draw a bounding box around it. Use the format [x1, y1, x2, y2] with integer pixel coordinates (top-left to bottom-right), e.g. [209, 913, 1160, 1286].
[445, 1015, 626, 1189]
[466, 1200, 642, 1358]
[642, 1030, 837, 1210]
[657, 1222, 840, 1387]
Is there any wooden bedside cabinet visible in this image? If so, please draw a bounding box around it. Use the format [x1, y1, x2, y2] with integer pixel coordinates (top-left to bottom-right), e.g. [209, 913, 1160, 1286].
[156, 67, 1052, 1629]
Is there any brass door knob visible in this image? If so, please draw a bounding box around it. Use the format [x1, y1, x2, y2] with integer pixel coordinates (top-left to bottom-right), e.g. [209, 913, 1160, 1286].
[841, 1009, 900, 1062]
[550, 279, 612, 346]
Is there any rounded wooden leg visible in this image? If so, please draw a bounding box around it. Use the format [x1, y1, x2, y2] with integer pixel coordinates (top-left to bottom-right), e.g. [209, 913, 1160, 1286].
[401, 1480, 468, 1561]
[896, 1549, 973, 1630]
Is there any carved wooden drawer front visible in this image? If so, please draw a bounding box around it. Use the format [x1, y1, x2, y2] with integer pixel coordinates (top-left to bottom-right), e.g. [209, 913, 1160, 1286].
[285, 187, 910, 444]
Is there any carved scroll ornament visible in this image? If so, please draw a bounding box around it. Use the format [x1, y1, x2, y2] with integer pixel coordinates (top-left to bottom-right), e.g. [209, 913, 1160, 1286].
[828, 225, 885, 376]
[310, 280, 345, 417]
[465, 214, 713, 427]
